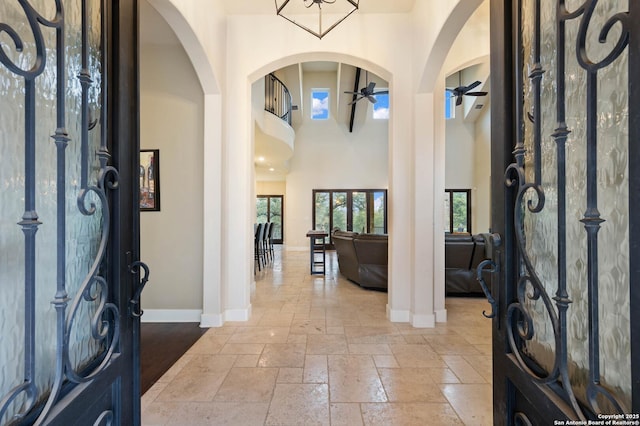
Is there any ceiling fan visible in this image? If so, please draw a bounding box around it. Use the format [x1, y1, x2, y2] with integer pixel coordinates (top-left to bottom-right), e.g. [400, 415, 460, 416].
[446, 73, 488, 106]
[344, 71, 389, 105]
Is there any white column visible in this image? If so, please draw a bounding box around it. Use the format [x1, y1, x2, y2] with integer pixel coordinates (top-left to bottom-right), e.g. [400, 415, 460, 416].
[411, 93, 437, 327]
[201, 94, 224, 327]
[386, 74, 414, 323]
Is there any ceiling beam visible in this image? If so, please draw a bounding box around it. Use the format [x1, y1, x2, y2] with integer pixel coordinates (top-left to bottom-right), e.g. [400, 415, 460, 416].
[349, 67, 361, 133]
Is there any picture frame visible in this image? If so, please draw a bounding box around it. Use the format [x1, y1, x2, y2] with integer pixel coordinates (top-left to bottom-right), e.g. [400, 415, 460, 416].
[139, 149, 160, 211]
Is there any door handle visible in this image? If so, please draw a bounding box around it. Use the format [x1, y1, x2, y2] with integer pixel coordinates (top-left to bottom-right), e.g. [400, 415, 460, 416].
[476, 233, 501, 319]
[128, 259, 150, 318]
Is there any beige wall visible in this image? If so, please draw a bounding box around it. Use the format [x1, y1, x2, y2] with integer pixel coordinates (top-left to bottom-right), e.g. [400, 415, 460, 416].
[256, 181, 286, 196]
[140, 43, 204, 313]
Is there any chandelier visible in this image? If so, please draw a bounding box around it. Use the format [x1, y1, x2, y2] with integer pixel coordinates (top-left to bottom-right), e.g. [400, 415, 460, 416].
[275, 0, 360, 40]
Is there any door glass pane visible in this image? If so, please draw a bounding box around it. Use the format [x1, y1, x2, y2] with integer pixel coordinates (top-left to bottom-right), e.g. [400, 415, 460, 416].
[0, 0, 106, 420]
[352, 192, 367, 233]
[256, 197, 268, 223]
[332, 192, 347, 232]
[520, 0, 630, 409]
[452, 192, 468, 233]
[314, 192, 330, 232]
[269, 197, 282, 241]
[372, 191, 386, 234]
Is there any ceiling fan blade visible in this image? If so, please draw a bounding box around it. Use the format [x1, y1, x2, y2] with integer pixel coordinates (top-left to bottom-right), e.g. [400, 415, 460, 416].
[466, 91, 488, 96]
[367, 95, 377, 104]
[366, 81, 376, 93]
[344, 91, 359, 95]
[456, 95, 463, 106]
[464, 81, 481, 92]
[374, 90, 389, 95]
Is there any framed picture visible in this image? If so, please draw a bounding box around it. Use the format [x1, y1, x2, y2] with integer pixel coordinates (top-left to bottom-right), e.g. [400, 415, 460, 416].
[140, 149, 160, 211]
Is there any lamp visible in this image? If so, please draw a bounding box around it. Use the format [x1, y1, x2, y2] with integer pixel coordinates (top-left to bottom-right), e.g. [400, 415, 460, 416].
[275, 0, 359, 40]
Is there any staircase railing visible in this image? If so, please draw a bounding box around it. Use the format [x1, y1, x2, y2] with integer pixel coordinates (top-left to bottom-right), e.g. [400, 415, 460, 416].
[265, 73, 292, 126]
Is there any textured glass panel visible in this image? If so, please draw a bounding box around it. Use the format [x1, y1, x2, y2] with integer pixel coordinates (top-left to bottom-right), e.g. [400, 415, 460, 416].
[0, 0, 105, 422]
[0, 2, 28, 417]
[519, 0, 630, 410]
[521, 0, 559, 367]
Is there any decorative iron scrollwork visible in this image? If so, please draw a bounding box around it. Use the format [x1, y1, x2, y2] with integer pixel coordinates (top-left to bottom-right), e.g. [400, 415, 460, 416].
[0, 1, 119, 424]
[0, 1, 65, 424]
[505, 0, 630, 420]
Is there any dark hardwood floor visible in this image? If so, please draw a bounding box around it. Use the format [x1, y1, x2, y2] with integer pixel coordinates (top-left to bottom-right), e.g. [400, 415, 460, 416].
[140, 322, 208, 394]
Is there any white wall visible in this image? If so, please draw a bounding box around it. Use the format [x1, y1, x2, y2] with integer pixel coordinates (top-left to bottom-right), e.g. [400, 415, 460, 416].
[444, 72, 491, 235]
[284, 71, 389, 249]
[150, 0, 486, 328]
[140, 44, 204, 313]
[474, 107, 491, 233]
[443, 0, 491, 235]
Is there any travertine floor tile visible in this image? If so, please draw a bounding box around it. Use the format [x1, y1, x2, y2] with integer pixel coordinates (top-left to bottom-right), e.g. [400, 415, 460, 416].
[441, 383, 493, 426]
[142, 249, 492, 425]
[214, 367, 278, 402]
[164, 402, 269, 426]
[328, 355, 388, 403]
[360, 402, 464, 425]
[265, 384, 330, 425]
[306, 333, 349, 354]
[330, 403, 364, 426]
[258, 343, 306, 367]
[441, 355, 487, 383]
[304, 354, 328, 383]
[378, 368, 448, 402]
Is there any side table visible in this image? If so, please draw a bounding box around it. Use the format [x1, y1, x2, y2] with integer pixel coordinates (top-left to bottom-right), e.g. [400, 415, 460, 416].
[306, 230, 328, 275]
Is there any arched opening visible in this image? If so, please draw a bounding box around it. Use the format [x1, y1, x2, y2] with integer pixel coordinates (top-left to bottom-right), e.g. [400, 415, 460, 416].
[248, 55, 393, 318]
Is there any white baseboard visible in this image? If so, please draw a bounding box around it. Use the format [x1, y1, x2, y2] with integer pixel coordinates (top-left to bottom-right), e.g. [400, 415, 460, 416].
[410, 313, 436, 328]
[141, 309, 202, 323]
[224, 305, 252, 322]
[435, 309, 447, 323]
[200, 313, 224, 328]
[387, 305, 410, 323]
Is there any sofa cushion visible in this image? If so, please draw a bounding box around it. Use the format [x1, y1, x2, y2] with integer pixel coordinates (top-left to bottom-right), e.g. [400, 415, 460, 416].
[332, 231, 360, 283]
[353, 234, 388, 290]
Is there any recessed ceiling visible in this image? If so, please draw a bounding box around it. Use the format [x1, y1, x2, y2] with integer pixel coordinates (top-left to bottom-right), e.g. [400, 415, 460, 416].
[223, 0, 416, 15]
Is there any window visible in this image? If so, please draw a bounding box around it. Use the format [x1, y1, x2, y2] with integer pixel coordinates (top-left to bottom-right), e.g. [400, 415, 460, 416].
[445, 91, 455, 119]
[444, 189, 471, 233]
[311, 89, 330, 120]
[256, 195, 284, 243]
[313, 189, 387, 247]
[372, 91, 389, 120]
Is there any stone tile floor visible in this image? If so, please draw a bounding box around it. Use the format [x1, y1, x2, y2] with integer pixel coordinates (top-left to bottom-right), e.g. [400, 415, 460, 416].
[142, 248, 493, 425]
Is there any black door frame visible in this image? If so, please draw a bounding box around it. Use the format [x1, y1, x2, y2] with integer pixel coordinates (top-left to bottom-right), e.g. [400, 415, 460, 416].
[490, 0, 639, 423]
[0, 1, 140, 424]
[43, 0, 141, 424]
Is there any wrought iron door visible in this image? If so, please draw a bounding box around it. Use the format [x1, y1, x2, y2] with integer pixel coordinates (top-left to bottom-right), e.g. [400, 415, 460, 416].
[0, 1, 141, 425]
[489, 0, 638, 423]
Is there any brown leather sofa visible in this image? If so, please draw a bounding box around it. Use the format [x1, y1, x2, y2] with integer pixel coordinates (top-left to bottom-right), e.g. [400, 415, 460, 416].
[332, 231, 388, 291]
[445, 233, 487, 295]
